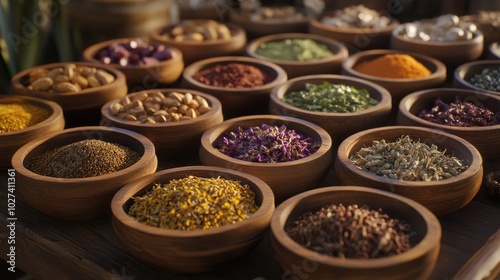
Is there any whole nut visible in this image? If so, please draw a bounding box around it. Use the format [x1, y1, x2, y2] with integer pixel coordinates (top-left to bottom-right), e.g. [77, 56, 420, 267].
[53, 75, 71, 84]
[87, 75, 101, 88]
[71, 74, 90, 89]
[54, 82, 79, 93]
[30, 77, 53, 91]
[95, 69, 115, 85]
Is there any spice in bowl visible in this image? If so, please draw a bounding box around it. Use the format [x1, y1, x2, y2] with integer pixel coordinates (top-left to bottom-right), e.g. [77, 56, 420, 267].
[350, 135, 468, 181]
[254, 39, 334, 62]
[26, 139, 141, 178]
[110, 91, 211, 124]
[94, 38, 174, 66]
[26, 64, 115, 93]
[467, 67, 500, 92]
[215, 123, 319, 163]
[240, 3, 307, 23]
[160, 20, 232, 42]
[320, 5, 391, 29]
[286, 203, 416, 258]
[353, 54, 431, 79]
[0, 103, 50, 133]
[283, 81, 378, 113]
[128, 175, 259, 230]
[192, 62, 269, 88]
[399, 14, 477, 42]
[418, 96, 500, 127]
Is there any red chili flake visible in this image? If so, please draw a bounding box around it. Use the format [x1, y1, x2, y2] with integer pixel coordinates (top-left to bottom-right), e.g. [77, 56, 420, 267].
[192, 62, 269, 88]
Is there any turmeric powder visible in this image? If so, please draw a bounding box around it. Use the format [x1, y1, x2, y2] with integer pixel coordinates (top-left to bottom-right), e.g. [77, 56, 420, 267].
[353, 54, 432, 79]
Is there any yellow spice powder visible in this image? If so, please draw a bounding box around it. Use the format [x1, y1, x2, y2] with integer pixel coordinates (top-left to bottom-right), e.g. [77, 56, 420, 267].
[0, 103, 50, 133]
[354, 54, 432, 79]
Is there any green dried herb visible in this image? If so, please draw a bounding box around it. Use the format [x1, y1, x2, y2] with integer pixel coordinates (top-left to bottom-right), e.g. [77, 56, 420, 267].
[255, 39, 334, 62]
[283, 82, 379, 113]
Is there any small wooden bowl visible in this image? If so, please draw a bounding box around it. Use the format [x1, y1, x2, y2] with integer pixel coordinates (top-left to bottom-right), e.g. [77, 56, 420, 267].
[341, 49, 447, 108]
[397, 88, 500, 161]
[488, 42, 500, 60]
[0, 95, 65, 168]
[391, 23, 484, 68]
[100, 88, 224, 156]
[150, 21, 247, 65]
[182, 56, 288, 118]
[335, 126, 483, 216]
[111, 165, 275, 273]
[245, 33, 349, 78]
[199, 115, 332, 201]
[270, 186, 441, 280]
[82, 38, 184, 88]
[269, 74, 392, 145]
[453, 60, 500, 95]
[11, 62, 127, 127]
[11, 126, 158, 221]
[309, 17, 400, 51]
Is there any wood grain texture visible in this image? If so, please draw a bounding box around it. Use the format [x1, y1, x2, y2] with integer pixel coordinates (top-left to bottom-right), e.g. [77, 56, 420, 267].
[335, 126, 483, 216]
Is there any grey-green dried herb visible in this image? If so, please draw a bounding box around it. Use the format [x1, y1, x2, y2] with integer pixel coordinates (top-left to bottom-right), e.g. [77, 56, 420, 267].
[286, 203, 416, 259]
[26, 139, 141, 178]
[284, 81, 378, 113]
[128, 175, 259, 230]
[350, 135, 468, 181]
[467, 67, 500, 92]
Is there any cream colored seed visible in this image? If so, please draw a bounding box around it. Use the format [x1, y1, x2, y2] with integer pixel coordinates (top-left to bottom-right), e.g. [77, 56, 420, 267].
[53, 75, 71, 84]
[95, 69, 115, 85]
[87, 75, 101, 88]
[30, 77, 53, 91]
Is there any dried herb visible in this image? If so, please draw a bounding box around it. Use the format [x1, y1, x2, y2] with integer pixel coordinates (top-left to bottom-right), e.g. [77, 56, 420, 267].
[128, 175, 259, 230]
[286, 203, 416, 259]
[418, 96, 500, 127]
[284, 81, 378, 113]
[215, 123, 319, 163]
[350, 135, 468, 181]
[467, 67, 500, 92]
[255, 39, 334, 62]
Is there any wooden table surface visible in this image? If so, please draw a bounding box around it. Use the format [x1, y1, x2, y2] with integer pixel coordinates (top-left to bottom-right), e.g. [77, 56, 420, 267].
[0, 150, 499, 280]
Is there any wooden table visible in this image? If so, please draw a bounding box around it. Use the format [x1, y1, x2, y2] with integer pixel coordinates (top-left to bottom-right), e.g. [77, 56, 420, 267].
[0, 152, 499, 280]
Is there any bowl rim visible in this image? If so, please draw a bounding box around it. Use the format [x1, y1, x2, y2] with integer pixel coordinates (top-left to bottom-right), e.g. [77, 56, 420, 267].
[100, 88, 223, 127]
[453, 60, 500, 95]
[341, 49, 447, 82]
[391, 23, 484, 46]
[182, 56, 288, 93]
[82, 37, 184, 69]
[399, 87, 500, 131]
[270, 74, 392, 117]
[309, 17, 400, 34]
[111, 165, 275, 237]
[245, 32, 349, 66]
[336, 125, 483, 187]
[489, 42, 500, 59]
[270, 185, 441, 268]
[200, 114, 332, 167]
[0, 95, 64, 135]
[10, 61, 127, 97]
[11, 126, 157, 182]
[150, 21, 246, 47]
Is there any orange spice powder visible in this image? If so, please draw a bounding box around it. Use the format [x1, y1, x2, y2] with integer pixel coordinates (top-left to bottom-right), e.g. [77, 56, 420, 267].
[353, 54, 432, 79]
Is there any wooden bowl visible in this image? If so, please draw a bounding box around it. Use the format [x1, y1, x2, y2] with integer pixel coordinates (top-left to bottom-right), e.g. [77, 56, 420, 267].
[199, 115, 332, 201]
[270, 186, 441, 280]
[391, 23, 484, 69]
[82, 37, 184, 88]
[100, 88, 224, 156]
[150, 21, 247, 65]
[309, 17, 400, 51]
[269, 74, 392, 145]
[453, 60, 500, 95]
[11, 62, 127, 126]
[111, 165, 275, 273]
[341, 49, 447, 108]
[182, 56, 288, 118]
[245, 33, 349, 78]
[0, 95, 65, 169]
[335, 126, 483, 216]
[397, 88, 500, 161]
[488, 42, 500, 60]
[11, 126, 158, 221]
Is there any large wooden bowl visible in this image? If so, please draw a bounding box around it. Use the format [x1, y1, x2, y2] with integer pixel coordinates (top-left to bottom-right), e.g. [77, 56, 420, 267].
[335, 126, 483, 216]
[453, 60, 500, 96]
[341, 49, 447, 109]
[397, 88, 500, 161]
[150, 21, 247, 65]
[182, 56, 287, 118]
[100, 88, 223, 157]
[11, 126, 158, 221]
[111, 165, 275, 273]
[0, 95, 65, 168]
[82, 37, 184, 88]
[246, 33, 349, 78]
[269, 74, 391, 145]
[270, 186, 441, 280]
[199, 115, 332, 201]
